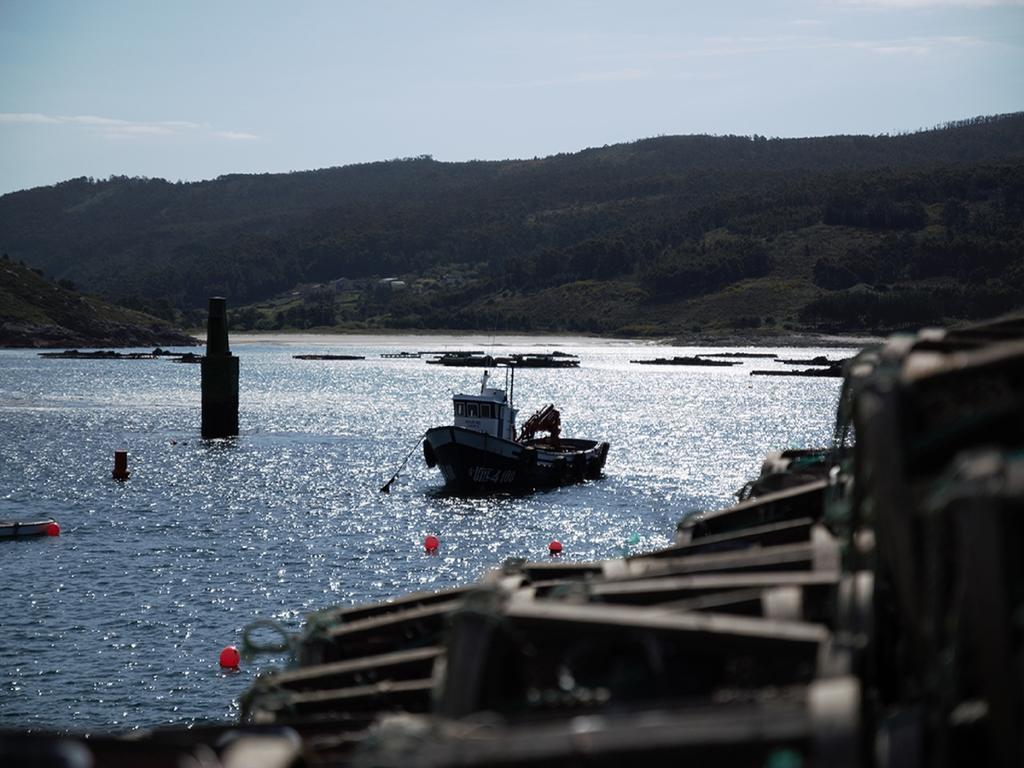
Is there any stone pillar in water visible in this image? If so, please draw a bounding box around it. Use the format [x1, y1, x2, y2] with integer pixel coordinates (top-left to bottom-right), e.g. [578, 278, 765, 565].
[201, 297, 239, 438]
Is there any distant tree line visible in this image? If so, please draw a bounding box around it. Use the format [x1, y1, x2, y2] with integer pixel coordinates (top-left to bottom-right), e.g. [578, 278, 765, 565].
[1, 113, 1022, 334]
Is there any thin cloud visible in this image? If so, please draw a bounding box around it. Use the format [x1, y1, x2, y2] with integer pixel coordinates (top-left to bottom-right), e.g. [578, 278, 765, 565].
[832, 0, 1023, 7]
[214, 130, 260, 141]
[160, 120, 205, 130]
[0, 112, 63, 124]
[573, 68, 650, 83]
[113, 125, 178, 136]
[872, 44, 931, 54]
[854, 34, 984, 54]
[503, 29, 983, 90]
[654, 32, 985, 59]
[0, 112, 256, 141]
[500, 68, 652, 89]
[669, 71, 727, 82]
[65, 115, 136, 127]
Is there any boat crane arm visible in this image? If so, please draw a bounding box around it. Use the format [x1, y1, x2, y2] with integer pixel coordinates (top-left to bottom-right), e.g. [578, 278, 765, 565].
[518, 404, 561, 444]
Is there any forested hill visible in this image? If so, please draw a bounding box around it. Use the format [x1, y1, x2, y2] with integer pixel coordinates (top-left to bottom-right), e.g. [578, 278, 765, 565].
[2, 112, 1023, 337]
[0, 259, 198, 348]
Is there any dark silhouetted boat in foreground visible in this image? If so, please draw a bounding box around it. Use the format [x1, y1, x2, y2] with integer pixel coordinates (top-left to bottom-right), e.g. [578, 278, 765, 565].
[423, 369, 609, 494]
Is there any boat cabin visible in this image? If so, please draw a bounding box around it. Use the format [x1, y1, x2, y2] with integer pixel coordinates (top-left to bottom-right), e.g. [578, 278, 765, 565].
[452, 371, 518, 440]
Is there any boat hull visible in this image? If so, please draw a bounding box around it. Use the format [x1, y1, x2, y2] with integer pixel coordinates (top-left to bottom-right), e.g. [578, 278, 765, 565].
[424, 426, 609, 494]
[0, 519, 57, 538]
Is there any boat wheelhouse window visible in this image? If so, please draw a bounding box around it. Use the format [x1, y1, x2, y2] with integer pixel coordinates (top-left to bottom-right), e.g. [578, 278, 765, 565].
[455, 402, 465, 416]
[466, 403, 479, 417]
[480, 403, 493, 418]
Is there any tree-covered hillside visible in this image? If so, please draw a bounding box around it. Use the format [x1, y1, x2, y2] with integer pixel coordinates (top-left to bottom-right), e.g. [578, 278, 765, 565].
[0, 258, 198, 348]
[1, 113, 1022, 336]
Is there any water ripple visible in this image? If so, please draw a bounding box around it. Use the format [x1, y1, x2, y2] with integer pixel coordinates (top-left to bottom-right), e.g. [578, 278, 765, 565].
[0, 340, 847, 729]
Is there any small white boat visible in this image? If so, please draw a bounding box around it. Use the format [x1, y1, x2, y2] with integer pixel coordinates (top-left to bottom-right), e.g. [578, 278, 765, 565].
[0, 518, 59, 538]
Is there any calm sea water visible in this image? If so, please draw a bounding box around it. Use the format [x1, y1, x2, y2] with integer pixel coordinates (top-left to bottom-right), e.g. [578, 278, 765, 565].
[0, 335, 849, 731]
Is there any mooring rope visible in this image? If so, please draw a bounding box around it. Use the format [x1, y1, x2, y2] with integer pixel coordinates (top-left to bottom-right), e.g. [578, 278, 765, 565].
[380, 431, 427, 493]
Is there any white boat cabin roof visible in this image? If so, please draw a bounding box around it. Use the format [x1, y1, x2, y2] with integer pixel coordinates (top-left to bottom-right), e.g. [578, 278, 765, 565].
[456, 387, 506, 404]
[451, 371, 517, 439]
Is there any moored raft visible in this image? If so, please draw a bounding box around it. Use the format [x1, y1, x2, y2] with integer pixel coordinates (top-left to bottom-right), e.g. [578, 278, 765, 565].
[631, 355, 740, 366]
[292, 354, 366, 361]
[750, 365, 845, 377]
[426, 351, 581, 368]
[39, 348, 196, 360]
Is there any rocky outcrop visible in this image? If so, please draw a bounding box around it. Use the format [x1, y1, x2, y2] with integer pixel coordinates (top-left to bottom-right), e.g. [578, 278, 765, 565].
[0, 320, 198, 349]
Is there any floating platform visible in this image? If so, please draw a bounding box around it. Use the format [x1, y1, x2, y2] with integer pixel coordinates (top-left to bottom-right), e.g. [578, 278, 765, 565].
[630, 356, 740, 366]
[426, 352, 580, 368]
[504, 353, 580, 368]
[38, 348, 194, 361]
[419, 350, 484, 356]
[292, 354, 366, 361]
[425, 353, 499, 367]
[777, 355, 849, 366]
[697, 352, 779, 359]
[750, 366, 844, 377]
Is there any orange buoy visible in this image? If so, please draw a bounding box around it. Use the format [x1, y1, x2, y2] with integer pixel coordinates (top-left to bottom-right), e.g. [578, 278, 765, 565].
[219, 645, 240, 669]
[112, 450, 130, 481]
[46, 522, 60, 537]
[424, 535, 440, 553]
[548, 540, 563, 555]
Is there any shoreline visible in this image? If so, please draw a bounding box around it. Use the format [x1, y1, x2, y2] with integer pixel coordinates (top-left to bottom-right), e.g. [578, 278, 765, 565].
[1, 328, 882, 351]
[226, 329, 880, 349]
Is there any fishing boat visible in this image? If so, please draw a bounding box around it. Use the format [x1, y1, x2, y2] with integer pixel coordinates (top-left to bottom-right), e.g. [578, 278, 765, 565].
[0, 518, 60, 538]
[422, 369, 609, 494]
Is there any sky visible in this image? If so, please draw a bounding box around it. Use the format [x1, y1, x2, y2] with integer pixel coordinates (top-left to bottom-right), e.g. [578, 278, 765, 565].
[1, 0, 1022, 196]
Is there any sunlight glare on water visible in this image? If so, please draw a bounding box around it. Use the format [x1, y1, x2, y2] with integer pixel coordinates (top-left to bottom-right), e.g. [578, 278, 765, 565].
[0, 336, 850, 729]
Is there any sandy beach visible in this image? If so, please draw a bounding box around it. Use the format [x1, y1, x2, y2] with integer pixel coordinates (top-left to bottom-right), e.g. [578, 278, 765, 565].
[226, 330, 880, 350]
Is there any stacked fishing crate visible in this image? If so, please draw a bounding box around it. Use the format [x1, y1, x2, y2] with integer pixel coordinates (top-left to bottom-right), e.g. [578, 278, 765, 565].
[238, 314, 1022, 768]
[242, 461, 854, 766]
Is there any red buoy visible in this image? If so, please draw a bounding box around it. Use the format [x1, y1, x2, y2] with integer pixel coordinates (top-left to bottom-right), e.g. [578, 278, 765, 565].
[424, 535, 440, 553]
[112, 450, 130, 481]
[46, 522, 60, 537]
[219, 645, 240, 669]
[548, 540, 563, 555]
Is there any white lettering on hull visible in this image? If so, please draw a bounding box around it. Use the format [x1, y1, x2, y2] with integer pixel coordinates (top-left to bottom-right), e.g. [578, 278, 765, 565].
[470, 467, 516, 484]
